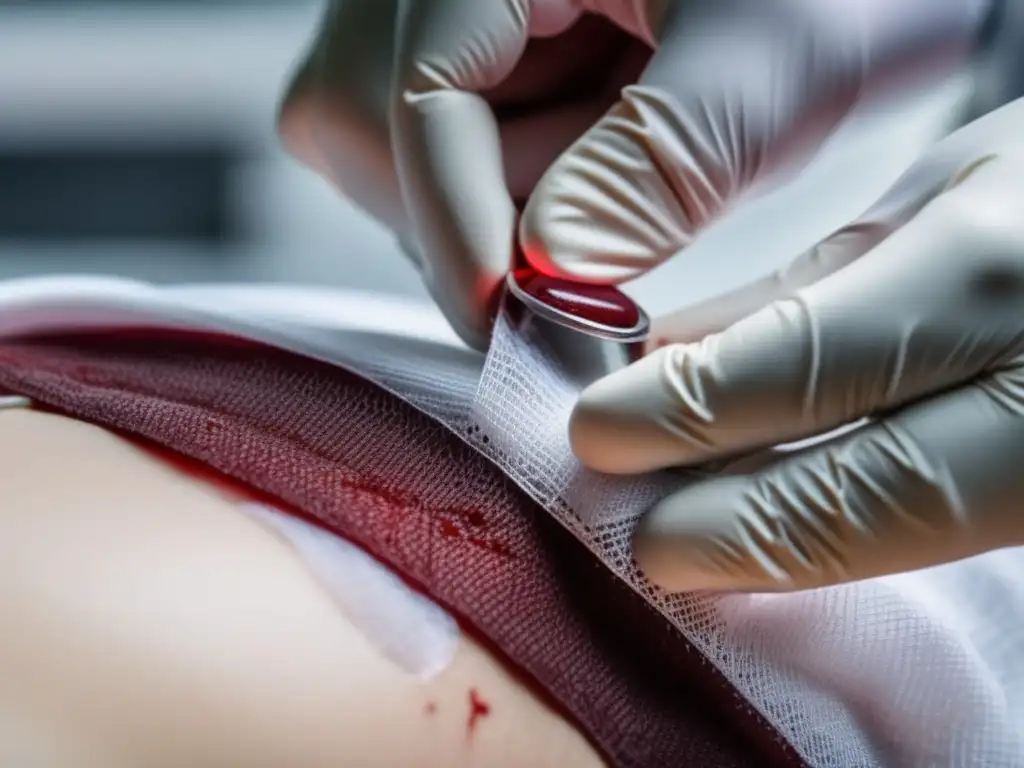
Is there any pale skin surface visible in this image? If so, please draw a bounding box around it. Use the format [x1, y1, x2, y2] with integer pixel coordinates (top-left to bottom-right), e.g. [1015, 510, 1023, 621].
[0, 408, 605, 768]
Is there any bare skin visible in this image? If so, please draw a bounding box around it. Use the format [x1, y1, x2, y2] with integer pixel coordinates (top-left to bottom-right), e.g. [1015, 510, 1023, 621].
[0, 408, 605, 768]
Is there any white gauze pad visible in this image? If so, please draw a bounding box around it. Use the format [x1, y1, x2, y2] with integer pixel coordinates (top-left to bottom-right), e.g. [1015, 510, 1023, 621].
[241, 502, 459, 681]
[456, 308, 1024, 768]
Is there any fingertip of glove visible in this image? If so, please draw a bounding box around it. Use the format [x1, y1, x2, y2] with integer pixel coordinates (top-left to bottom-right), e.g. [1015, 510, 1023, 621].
[424, 271, 503, 353]
[569, 347, 699, 474]
[567, 391, 613, 472]
[517, 197, 575, 280]
[631, 488, 745, 593]
[630, 509, 682, 590]
[568, 379, 646, 475]
[518, 185, 642, 284]
[437, 299, 494, 353]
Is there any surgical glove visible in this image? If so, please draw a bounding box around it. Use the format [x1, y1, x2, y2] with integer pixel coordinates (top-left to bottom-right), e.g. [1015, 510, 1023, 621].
[519, 0, 989, 282]
[278, 1, 647, 349]
[569, 97, 1024, 593]
[279, 1, 987, 350]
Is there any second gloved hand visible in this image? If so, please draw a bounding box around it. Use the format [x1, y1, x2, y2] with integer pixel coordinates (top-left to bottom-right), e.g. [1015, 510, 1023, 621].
[569, 97, 1024, 593]
[279, 1, 987, 350]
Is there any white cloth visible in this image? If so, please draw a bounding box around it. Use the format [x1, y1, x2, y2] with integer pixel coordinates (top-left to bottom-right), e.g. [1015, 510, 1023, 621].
[241, 502, 459, 681]
[0, 276, 1021, 767]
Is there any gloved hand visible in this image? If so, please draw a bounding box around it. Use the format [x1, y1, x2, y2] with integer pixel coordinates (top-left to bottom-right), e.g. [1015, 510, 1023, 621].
[569, 96, 1024, 593]
[278, 1, 644, 349]
[279, 0, 988, 350]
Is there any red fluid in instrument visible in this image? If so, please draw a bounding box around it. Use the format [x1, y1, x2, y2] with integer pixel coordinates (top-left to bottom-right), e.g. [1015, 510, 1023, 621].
[511, 268, 640, 330]
[466, 688, 491, 737]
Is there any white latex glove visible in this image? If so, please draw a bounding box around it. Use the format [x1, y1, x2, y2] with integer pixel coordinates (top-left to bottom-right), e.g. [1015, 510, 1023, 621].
[279, 0, 988, 350]
[570, 96, 1024, 593]
[279, 1, 643, 349]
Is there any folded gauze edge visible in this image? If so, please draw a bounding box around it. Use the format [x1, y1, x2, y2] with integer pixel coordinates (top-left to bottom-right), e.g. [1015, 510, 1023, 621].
[1, 276, 1022, 768]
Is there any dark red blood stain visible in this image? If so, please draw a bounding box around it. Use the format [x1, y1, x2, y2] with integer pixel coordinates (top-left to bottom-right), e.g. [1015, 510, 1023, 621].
[424, 701, 438, 716]
[437, 515, 512, 559]
[511, 267, 640, 330]
[466, 688, 490, 737]
[468, 536, 512, 557]
[438, 519, 461, 538]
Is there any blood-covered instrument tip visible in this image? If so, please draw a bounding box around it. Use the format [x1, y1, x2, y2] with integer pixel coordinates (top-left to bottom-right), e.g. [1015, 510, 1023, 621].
[504, 268, 649, 343]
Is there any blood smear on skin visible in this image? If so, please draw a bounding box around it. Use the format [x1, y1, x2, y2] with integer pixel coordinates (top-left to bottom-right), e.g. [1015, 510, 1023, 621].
[467, 688, 491, 738]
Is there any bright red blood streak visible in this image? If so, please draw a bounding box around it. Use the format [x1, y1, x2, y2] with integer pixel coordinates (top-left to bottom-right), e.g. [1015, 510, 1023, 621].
[437, 513, 513, 558]
[511, 268, 640, 330]
[467, 688, 491, 737]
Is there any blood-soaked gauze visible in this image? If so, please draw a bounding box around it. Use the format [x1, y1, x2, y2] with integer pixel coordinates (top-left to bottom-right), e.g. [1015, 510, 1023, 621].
[0, 333, 796, 768]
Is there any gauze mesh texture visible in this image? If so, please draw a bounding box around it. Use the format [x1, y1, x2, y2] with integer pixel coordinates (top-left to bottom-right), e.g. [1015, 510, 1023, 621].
[471, 310, 1024, 768]
[0, 278, 1021, 766]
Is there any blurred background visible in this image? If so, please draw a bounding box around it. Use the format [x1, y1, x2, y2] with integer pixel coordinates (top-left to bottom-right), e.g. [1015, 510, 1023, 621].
[0, 1, 980, 319]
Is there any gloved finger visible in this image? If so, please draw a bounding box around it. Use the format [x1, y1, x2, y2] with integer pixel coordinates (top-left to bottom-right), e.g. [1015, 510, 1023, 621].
[643, 151, 964, 350]
[391, 0, 533, 350]
[520, 0, 983, 283]
[645, 222, 901, 351]
[278, 0, 411, 236]
[569, 138, 1024, 475]
[631, 363, 1024, 593]
[278, 0, 577, 334]
[645, 95, 1024, 349]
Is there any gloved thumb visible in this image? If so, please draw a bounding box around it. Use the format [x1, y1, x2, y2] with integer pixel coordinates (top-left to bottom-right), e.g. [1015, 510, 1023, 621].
[568, 98, 1024, 477]
[518, 0, 981, 285]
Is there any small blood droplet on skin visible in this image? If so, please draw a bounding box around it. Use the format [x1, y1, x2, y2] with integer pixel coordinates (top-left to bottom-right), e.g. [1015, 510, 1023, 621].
[424, 701, 438, 716]
[466, 688, 491, 738]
